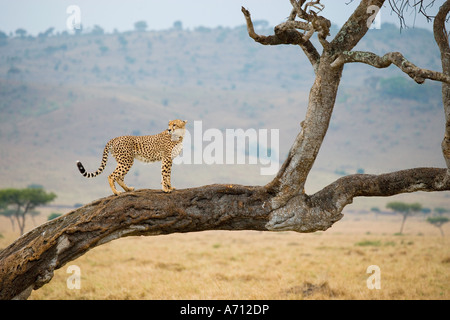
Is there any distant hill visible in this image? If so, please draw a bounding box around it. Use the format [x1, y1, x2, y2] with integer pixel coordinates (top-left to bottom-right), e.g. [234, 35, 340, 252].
[0, 23, 448, 209]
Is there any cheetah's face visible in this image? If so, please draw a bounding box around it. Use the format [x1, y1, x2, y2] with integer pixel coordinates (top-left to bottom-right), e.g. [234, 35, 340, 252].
[168, 119, 187, 141]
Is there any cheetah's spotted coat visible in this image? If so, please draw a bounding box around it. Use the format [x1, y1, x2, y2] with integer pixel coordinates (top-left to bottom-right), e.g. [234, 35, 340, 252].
[77, 120, 187, 195]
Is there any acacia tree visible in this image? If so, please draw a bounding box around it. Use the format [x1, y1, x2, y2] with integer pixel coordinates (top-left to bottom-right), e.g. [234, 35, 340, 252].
[1, 0, 450, 300]
[386, 202, 422, 234]
[0, 188, 56, 236]
[434, 207, 449, 215]
[427, 216, 449, 236]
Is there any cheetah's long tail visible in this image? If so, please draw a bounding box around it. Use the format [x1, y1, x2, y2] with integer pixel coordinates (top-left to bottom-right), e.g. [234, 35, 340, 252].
[77, 141, 111, 178]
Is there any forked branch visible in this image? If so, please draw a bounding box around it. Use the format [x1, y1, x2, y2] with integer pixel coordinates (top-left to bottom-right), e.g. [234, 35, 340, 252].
[268, 167, 450, 231]
[241, 6, 321, 70]
[331, 51, 450, 84]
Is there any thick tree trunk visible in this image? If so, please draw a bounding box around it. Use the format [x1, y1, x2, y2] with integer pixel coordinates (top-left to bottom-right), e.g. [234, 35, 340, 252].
[1, 0, 450, 300]
[266, 55, 343, 209]
[434, 1, 450, 169]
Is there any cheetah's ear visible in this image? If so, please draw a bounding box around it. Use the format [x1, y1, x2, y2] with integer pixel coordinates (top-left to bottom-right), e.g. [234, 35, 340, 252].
[183, 120, 187, 124]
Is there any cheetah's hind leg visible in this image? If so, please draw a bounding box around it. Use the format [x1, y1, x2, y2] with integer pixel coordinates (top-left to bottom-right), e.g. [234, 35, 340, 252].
[108, 175, 121, 195]
[108, 161, 135, 195]
[108, 175, 135, 195]
[116, 178, 135, 193]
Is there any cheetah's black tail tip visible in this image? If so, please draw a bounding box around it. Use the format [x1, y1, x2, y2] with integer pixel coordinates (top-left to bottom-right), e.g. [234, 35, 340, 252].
[76, 161, 87, 176]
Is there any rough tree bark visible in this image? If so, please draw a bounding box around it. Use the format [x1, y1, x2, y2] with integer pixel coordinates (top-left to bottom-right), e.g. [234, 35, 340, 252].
[1, 0, 450, 300]
[434, 1, 450, 169]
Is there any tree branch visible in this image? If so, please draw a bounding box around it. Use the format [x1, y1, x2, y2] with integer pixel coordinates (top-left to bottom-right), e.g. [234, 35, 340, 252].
[389, 0, 438, 29]
[2, 168, 450, 299]
[330, 51, 450, 84]
[241, 7, 287, 46]
[0, 185, 273, 300]
[267, 167, 450, 231]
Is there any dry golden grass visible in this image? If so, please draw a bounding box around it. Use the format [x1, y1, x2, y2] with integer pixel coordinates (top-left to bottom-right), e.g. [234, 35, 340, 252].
[1, 213, 449, 300]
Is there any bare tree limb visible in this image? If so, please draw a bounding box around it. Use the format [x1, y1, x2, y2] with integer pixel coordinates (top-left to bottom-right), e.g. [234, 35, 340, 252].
[268, 167, 450, 231]
[434, 1, 450, 169]
[0, 185, 273, 300]
[290, 0, 324, 22]
[388, 0, 438, 29]
[241, 7, 288, 46]
[1, 168, 449, 300]
[288, 0, 330, 47]
[330, 51, 450, 84]
[241, 6, 320, 71]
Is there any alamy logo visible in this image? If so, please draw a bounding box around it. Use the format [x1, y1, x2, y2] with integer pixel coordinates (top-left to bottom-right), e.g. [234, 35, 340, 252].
[367, 5, 381, 30]
[66, 265, 81, 290]
[66, 5, 81, 31]
[366, 265, 381, 290]
[174, 121, 280, 176]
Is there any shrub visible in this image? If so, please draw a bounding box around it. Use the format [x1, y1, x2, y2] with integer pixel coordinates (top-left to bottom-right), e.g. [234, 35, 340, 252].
[355, 240, 381, 247]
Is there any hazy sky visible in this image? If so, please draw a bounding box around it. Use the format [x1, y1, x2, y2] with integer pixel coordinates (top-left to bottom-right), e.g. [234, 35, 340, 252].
[0, 0, 441, 36]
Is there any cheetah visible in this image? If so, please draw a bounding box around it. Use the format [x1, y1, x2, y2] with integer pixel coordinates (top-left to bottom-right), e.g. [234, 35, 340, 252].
[76, 119, 187, 195]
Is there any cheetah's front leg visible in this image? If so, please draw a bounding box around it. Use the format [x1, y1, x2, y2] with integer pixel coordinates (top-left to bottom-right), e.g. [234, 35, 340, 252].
[161, 157, 174, 193]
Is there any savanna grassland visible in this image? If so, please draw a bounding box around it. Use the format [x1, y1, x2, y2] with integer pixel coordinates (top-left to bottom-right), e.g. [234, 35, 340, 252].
[1, 212, 448, 300]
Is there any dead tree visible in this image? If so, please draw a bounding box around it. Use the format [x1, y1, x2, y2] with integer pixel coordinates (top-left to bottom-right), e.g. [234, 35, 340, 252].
[1, 0, 450, 300]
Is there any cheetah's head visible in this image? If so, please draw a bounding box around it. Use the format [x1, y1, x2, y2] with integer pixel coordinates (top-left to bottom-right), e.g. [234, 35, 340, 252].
[168, 119, 187, 141]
